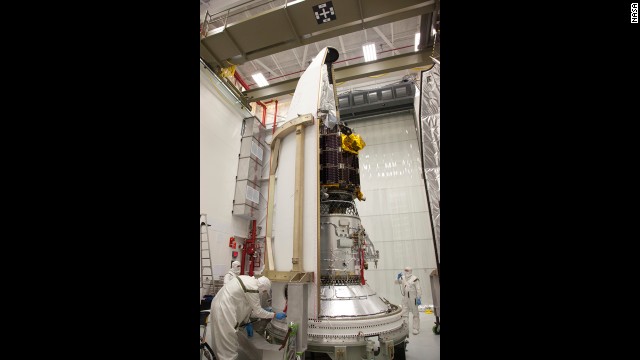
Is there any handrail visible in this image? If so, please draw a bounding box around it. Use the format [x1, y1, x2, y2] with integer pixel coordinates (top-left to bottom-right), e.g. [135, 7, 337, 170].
[203, 0, 283, 33]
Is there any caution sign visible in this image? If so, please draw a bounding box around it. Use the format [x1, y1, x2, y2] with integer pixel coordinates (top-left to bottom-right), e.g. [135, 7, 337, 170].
[313, 1, 336, 24]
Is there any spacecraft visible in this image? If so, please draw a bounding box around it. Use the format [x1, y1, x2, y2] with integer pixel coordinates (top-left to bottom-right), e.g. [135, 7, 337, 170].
[248, 47, 409, 360]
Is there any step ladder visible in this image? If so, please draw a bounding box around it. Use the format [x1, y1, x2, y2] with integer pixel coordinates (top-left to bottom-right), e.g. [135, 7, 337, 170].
[200, 214, 214, 296]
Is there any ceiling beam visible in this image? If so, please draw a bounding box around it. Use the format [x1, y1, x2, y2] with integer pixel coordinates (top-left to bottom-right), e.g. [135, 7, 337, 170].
[244, 48, 436, 101]
[391, 22, 394, 43]
[200, 43, 221, 69]
[271, 54, 287, 79]
[291, 48, 302, 70]
[338, 36, 350, 66]
[301, 45, 308, 69]
[200, 0, 436, 67]
[254, 59, 275, 78]
[224, 31, 245, 58]
[283, 3, 301, 44]
[373, 26, 398, 56]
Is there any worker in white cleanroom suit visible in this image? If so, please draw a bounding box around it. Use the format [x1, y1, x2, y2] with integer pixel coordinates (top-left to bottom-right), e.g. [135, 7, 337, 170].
[208, 275, 286, 360]
[253, 280, 274, 335]
[395, 266, 423, 335]
[223, 260, 241, 284]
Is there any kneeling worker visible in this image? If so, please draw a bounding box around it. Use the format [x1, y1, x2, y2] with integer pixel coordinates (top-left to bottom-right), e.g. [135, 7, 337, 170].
[208, 274, 286, 360]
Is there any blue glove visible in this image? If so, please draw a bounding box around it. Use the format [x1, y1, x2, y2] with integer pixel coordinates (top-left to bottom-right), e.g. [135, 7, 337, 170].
[245, 323, 254, 337]
[397, 273, 402, 280]
[275, 312, 287, 320]
[416, 298, 421, 306]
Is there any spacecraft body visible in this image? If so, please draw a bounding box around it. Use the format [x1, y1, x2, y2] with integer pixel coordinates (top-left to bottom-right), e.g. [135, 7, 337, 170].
[264, 47, 408, 359]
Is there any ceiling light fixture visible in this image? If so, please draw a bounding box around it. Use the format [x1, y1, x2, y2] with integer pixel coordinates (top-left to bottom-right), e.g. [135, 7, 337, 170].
[252, 73, 269, 87]
[362, 43, 377, 62]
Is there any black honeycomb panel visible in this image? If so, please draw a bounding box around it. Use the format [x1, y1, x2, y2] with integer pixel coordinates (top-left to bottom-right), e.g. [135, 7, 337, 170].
[323, 134, 340, 149]
[319, 127, 361, 187]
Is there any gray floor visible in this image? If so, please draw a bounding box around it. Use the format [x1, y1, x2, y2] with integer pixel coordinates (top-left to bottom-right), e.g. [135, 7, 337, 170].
[405, 312, 440, 360]
[202, 311, 440, 359]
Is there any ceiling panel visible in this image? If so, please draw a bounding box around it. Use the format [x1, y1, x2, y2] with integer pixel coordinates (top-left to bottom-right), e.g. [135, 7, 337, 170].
[234, 15, 423, 89]
[201, 1, 439, 101]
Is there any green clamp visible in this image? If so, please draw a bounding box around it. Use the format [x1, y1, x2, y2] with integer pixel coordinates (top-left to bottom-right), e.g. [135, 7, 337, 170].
[288, 322, 299, 336]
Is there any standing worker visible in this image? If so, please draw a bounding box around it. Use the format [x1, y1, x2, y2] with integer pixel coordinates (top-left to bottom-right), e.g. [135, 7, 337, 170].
[208, 275, 286, 360]
[223, 260, 241, 284]
[395, 266, 422, 335]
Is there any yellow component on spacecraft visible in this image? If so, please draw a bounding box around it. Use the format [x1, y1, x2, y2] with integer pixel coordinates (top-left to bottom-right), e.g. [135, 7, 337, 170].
[341, 133, 366, 154]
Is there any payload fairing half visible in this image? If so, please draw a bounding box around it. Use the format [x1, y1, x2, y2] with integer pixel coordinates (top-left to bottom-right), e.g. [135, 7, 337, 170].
[262, 47, 409, 360]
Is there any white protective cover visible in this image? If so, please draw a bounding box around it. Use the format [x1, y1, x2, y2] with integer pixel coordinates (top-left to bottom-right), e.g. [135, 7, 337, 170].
[207, 275, 275, 360]
[271, 47, 328, 316]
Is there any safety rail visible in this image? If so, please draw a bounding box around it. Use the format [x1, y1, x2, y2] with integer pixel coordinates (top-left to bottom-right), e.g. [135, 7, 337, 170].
[201, 0, 285, 39]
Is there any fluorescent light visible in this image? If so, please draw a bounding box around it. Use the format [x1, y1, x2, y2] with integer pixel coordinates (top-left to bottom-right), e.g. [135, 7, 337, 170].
[252, 73, 269, 87]
[362, 43, 377, 62]
[415, 33, 420, 51]
[432, 27, 437, 36]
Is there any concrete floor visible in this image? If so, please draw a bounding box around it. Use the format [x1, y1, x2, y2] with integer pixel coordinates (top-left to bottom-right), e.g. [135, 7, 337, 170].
[405, 312, 440, 360]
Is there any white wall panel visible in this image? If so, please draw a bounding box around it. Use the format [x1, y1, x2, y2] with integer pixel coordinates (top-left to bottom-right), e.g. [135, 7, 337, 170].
[349, 110, 438, 307]
[200, 65, 254, 279]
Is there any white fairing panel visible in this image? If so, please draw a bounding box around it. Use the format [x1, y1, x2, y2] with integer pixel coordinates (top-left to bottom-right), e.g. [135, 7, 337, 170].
[272, 47, 329, 316]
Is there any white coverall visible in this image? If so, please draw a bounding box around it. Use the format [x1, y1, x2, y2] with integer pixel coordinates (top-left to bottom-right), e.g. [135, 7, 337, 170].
[396, 270, 422, 334]
[223, 261, 241, 285]
[208, 275, 276, 360]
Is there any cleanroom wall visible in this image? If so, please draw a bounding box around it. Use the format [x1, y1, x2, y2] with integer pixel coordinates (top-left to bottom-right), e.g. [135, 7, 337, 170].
[200, 63, 253, 277]
[349, 110, 438, 307]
